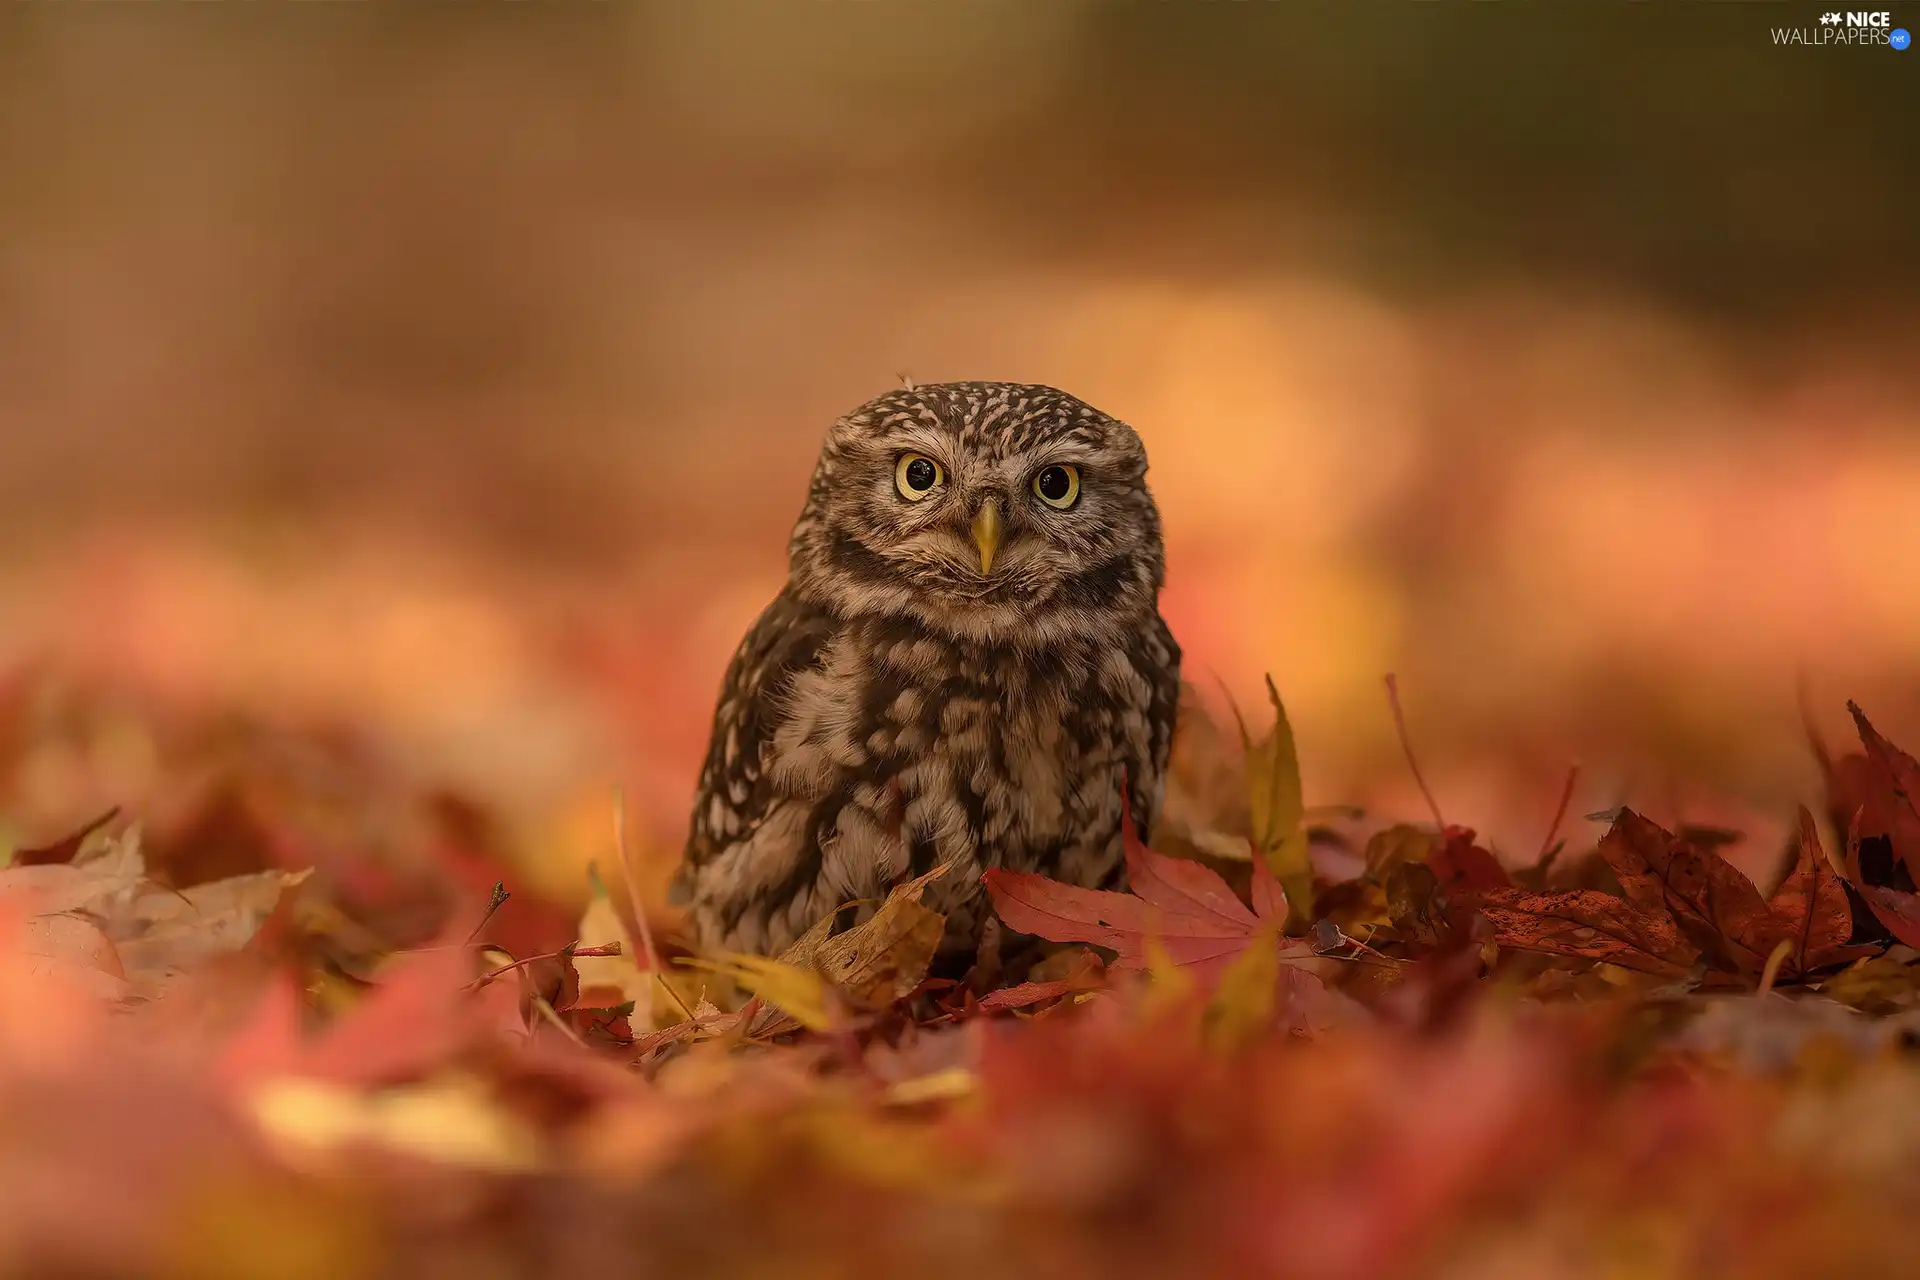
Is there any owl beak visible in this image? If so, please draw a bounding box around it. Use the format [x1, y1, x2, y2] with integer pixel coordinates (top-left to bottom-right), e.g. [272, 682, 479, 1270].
[971, 499, 1003, 576]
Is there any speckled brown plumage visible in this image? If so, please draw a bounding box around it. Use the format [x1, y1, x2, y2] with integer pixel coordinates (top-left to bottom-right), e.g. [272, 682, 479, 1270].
[671, 382, 1181, 970]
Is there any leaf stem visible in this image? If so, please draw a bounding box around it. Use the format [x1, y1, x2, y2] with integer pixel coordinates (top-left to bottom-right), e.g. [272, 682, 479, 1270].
[1384, 674, 1446, 830]
[616, 787, 694, 1023]
[1538, 764, 1582, 862]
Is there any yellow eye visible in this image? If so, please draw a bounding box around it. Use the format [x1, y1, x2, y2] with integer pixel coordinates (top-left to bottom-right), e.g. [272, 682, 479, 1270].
[894, 453, 944, 500]
[1032, 463, 1080, 509]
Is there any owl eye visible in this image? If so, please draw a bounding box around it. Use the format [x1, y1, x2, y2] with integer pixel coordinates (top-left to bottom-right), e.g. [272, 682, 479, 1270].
[894, 453, 944, 501]
[1032, 464, 1080, 510]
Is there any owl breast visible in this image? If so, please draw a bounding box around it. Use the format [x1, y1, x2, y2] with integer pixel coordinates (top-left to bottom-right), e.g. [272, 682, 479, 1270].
[741, 612, 1174, 960]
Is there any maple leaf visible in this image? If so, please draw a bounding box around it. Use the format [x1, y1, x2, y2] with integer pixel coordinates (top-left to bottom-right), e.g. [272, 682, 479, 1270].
[1472, 885, 1700, 977]
[1474, 807, 1877, 984]
[984, 792, 1316, 987]
[1846, 701, 1920, 885]
[1768, 806, 1874, 976]
[1228, 675, 1315, 929]
[0, 826, 306, 1001]
[976, 954, 1105, 1013]
[1429, 825, 1511, 894]
[1596, 807, 1784, 974]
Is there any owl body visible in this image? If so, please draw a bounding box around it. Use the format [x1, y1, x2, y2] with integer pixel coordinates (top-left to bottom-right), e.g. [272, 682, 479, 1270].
[675, 383, 1180, 966]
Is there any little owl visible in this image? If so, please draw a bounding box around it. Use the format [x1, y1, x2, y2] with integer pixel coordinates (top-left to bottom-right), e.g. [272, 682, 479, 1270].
[671, 382, 1181, 972]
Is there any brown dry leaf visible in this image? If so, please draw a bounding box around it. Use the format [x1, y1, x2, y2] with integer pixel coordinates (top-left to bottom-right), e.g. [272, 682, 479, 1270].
[1857, 885, 1920, 951]
[1848, 701, 1920, 883]
[0, 827, 304, 1000]
[1472, 886, 1701, 977]
[1769, 806, 1874, 976]
[743, 862, 955, 1036]
[1598, 808, 1783, 974]
[8, 913, 132, 1002]
[812, 862, 951, 1006]
[1385, 862, 1448, 948]
[1364, 824, 1434, 883]
[114, 868, 313, 993]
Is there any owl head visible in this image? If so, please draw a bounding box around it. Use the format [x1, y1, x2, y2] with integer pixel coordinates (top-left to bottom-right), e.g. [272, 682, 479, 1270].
[787, 382, 1166, 642]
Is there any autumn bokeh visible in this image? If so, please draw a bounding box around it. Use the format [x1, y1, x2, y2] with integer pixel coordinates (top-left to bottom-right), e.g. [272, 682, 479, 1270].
[1, 3, 1915, 903]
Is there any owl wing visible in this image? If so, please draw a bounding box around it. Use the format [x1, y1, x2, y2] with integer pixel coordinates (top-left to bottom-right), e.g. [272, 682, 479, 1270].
[678, 587, 838, 881]
[1131, 612, 1184, 836]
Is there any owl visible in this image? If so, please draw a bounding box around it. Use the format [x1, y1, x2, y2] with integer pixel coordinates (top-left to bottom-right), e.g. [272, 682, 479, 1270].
[671, 382, 1181, 973]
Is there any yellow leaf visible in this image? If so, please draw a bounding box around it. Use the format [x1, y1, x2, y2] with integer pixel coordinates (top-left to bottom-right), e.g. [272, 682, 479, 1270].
[1203, 926, 1281, 1053]
[747, 862, 954, 1036]
[682, 953, 833, 1032]
[574, 868, 656, 1024]
[881, 1066, 977, 1107]
[1234, 675, 1313, 927]
[1363, 823, 1435, 882]
[249, 1074, 544, 1173]
[1137, 934, 1197, 1020]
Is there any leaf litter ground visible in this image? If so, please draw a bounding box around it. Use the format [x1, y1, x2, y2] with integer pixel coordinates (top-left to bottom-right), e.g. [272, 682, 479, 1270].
[5, 673, 1920, 1279]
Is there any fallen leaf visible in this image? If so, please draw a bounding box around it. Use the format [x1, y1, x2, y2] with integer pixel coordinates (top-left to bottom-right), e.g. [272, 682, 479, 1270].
[1385, 862, 1447, 948]
[6, 807, 120, 868]
[1856, 885, 1920, 952]
[7, 913, 132, 1002]
[1232, 675, 1314, 929]
[1203, 922, 1281, 1052]
[1847, 701, 1920, 884]
[976, 974, 1101, 1013]
[689, 951, 832, 1033]
[985, 794, 1318, 989]
[249, 1073, 544, 1173]
[812, 862, 952, 1008]
[1430, 826, 1511, 894]
[1597, 808, 1783, 974]
[573, 867, 663, 1026]
[726, 862, 957, 1037]
[223, 928, 486, 1089]
[1472, 887, 1700, 977]
[1769, 806, 1874, 976]
[1363, 824, 1434, 883]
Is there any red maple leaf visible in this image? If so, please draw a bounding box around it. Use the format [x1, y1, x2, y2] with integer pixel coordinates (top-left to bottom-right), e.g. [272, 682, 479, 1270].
[1429, 825, 1511, 894]
[1822, 703, 1920, 949]
[1470, 806, 1873, 983]
[1769, 806, 1876, 976]
[983, 793, 1311, 985]
[1847, 701, 1920, 878]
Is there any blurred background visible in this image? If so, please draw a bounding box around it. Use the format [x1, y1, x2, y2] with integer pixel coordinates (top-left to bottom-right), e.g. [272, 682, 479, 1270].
[0, 2, 1915, 903]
